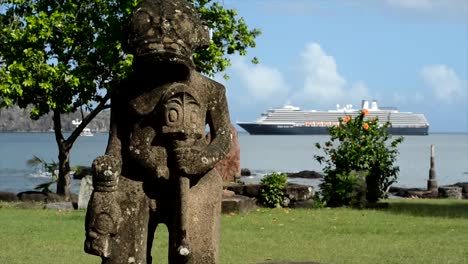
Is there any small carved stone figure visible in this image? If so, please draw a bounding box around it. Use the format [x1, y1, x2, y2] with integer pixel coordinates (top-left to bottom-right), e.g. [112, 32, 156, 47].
[84, 1, 232, 263]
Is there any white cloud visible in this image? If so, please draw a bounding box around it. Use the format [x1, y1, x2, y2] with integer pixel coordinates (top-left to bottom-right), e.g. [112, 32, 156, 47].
[420, 64, 467, 102]
[293, 42, 369, 106]
[230, 57, 289, 101]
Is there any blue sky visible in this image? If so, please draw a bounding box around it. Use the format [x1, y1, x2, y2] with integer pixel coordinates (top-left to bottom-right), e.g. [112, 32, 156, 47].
[214, 0, 468, 133]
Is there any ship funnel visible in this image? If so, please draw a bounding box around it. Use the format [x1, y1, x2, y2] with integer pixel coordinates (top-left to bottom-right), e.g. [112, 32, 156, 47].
[361, 100, 369, 109]
[371, 100, 378, 110]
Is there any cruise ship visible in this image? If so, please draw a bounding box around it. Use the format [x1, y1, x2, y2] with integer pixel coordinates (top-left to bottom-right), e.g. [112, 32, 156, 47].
[237, 100, 429, 135]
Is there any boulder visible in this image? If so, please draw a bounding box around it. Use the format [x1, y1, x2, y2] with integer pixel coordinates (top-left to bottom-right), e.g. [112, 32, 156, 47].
[225, 184, 262, 197]
[287, 170, 323, 179]
[438, 186, 462, 199]
[222, 195, 257, 214]
[17, 191, 63, 202]
[453, 182, 468, 198]
[244, 184, 262, 197]
[16, 191, 78, 205]
[207, 124, 240, 182]
[0, 191, 19, 202]
[222, 189, 236, 198]
[241, 168, 251, 176]
[388, 187, 427, 198]
[78, 175, 93, 209]
[285, 184, 314, 202]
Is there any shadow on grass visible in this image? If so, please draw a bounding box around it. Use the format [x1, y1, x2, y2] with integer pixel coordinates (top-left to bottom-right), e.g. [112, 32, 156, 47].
[383, 200, 468, 219]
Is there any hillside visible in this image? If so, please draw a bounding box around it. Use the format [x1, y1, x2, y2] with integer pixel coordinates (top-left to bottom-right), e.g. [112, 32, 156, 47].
[0, 105, 110, 132]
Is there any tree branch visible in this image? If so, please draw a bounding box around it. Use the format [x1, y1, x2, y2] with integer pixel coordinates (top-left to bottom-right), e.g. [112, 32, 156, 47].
[66, 92, 111, 144]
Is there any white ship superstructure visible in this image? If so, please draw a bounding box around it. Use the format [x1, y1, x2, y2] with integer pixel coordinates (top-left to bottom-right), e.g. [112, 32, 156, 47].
[237, 100, 429, 135]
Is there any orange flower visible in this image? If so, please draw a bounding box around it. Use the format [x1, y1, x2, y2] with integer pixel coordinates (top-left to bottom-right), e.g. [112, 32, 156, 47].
[344, 116, 351, 123]
[363, 123, 369, 130]
[362, 109, 369, 115]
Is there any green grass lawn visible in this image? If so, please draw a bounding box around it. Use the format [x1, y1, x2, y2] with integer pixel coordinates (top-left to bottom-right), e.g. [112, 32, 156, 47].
[1, 199, 468, 264]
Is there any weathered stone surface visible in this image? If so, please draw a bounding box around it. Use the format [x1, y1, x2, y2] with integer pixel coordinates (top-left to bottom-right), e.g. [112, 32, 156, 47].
[208, 124, 240, 182]
[44, 202, 74, 210]
[222, 195, 257, 214]
[245, 184, 262, 197]
[287, 170, 323, 179]
[288, 199, 315, 209]
[227, 184, 314, 202]
[285, 184, 314, 202]
[453, 182, 468, 198]
[84, 1, 231, 263]
[17, 191, 63, 203]
[78, 175, 93, 209]
[0, 191, 19, 202]
[438, 186, 462, 199]
[223, 189, 236, 198]
[241, 168, 251, 176]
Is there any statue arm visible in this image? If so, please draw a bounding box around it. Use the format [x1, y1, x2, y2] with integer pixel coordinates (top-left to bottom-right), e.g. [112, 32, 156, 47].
[92, 96, 123, 192]
[199, 83, 232, 171]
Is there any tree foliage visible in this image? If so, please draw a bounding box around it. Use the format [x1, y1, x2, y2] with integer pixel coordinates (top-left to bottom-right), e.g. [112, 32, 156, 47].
[315, 110, 404, 207]
[0, 0, 260, 198]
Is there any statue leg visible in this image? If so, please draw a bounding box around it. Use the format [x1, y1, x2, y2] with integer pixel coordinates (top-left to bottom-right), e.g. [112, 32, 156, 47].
[167, 170, 222, 264]
[101, 177, 151, 264]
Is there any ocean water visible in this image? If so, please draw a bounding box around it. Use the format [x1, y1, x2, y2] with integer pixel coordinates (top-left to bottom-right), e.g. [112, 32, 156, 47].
[0, 132, 467, 193]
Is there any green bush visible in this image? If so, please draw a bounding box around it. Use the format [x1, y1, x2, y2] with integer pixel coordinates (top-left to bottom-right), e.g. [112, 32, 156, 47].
[260, 172, 288, 208]
[315, 110, 404, 207]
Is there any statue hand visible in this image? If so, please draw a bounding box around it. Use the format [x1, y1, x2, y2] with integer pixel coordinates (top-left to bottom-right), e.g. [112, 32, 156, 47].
[173, 146, 210, 175]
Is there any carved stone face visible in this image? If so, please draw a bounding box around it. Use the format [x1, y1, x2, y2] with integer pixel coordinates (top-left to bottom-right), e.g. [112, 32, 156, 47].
[161, 83, 204, 140]
[126, 0, 210, 68]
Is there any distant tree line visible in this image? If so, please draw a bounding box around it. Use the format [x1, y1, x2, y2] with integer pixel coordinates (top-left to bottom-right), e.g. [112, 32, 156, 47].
[0, 105, 110, 133]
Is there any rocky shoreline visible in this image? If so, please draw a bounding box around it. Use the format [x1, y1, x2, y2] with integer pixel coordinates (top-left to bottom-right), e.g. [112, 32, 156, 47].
[1, 169, 467, 212]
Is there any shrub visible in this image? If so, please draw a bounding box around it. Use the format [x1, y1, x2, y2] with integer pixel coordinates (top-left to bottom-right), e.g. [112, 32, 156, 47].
[260, 172, 288, 208]
[315, 110, 404, 207]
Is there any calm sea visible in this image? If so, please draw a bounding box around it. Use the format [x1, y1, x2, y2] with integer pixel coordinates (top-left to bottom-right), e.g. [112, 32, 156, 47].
[0, 132, 467, 193]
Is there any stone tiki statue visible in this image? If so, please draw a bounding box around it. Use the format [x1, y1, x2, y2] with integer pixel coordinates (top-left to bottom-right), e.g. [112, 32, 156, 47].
[84, 0, 232, 263]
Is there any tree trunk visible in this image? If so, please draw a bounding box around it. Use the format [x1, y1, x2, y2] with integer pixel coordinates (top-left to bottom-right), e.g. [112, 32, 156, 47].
[56, 144, 72, 199]
[53, 110, 72, 200]
[52, 95, 111, 200]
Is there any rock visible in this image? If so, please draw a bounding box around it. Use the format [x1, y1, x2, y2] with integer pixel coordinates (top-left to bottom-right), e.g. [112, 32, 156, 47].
[17, 191, 64, 203]
[281, 197, 290, 207]
[241, 168, 251, 176]
[44, 202, 74, 210]
[288, 199, 315, 209]
[388, 187, 427, 198]
[226, 184, 262, 198]
[0, 191, 19, 202]
[244, 184, 262, 197]
[78, 175, 93, 209]
[285, 184, 315, 202]
[287, 170, 323, 179]
[453, 182, 468, 198]
[226, 185, 245, 195]
[207, 124, 241, 182]
[222, 195, 257, 214]
[222, 189, 235, 198]
[438, 186, 462, 199]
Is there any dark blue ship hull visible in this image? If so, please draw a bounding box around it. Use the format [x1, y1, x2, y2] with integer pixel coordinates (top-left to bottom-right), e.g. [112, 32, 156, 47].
[237, 123, 429, 136]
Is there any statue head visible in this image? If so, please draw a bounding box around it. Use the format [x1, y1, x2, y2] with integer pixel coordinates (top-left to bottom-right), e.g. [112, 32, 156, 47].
[125, 0, 210, 68]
